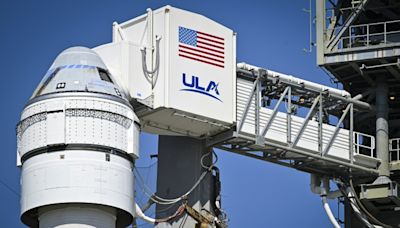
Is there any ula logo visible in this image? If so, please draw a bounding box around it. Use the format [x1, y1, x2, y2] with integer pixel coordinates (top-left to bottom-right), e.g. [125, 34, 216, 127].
[181, 73, 221, 102]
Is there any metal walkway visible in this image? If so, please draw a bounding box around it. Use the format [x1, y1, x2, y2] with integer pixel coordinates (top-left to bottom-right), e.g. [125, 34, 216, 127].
[207, 63, 380, 179]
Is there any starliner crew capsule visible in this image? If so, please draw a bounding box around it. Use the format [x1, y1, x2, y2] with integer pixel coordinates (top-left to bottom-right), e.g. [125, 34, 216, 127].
[16, 47, 140, 228]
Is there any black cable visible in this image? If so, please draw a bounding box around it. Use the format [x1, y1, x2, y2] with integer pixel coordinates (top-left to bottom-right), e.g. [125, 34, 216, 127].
[136, 161, 158, 169]
[349, 179, 392, 228]
[336, 183, 375, 228]
[0, 179, 19, 197]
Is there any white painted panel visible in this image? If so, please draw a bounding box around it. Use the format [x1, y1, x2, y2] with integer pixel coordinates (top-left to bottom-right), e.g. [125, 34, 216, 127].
[21, 151, 134, 219]
[46, 112, 65, 146]
[168, 7, 235, 124]
[95, 6, 236, 137]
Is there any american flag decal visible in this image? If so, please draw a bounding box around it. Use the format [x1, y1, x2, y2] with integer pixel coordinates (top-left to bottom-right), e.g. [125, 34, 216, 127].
[178, 26, 225, 68]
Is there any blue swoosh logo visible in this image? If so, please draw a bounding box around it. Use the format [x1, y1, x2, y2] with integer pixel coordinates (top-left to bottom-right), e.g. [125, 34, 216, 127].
[180, 89, 222, 102]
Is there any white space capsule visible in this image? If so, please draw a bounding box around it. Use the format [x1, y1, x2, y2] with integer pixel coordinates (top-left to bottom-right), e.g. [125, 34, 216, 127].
[16, 47, 140, 228]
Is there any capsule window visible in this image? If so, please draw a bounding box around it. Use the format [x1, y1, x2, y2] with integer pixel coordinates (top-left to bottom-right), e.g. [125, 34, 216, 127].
[56, 82, 66, 89]
[98, 68, 113, 83]
[32, 67, 62, 97]
[115, 88, 121, 96]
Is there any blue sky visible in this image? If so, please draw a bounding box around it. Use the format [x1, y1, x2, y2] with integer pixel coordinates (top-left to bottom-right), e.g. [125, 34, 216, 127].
[0, 1, 340, 227]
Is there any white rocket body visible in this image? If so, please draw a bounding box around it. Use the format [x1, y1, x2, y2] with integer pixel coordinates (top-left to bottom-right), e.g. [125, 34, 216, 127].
[16, 47, 140, 228]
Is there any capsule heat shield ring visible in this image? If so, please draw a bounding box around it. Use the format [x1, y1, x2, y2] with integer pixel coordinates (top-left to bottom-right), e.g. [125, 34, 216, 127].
[20, 144, 135, 164]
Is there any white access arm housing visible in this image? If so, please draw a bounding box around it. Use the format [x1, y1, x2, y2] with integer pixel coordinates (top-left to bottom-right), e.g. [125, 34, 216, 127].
[95, 5, 379, 171]
[95, 6, 236, 137]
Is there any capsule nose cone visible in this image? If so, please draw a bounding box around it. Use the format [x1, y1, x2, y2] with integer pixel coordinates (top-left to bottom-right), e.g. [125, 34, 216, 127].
[30, 46, 125, 100]
[50, 46, 107, 69]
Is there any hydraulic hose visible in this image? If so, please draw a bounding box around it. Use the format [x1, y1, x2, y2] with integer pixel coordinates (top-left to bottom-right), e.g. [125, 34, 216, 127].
[321, 195, 341, 228]
[135, 203, 156, 224]
[141, 36, 161, 89]
[349, 179, 392, 228]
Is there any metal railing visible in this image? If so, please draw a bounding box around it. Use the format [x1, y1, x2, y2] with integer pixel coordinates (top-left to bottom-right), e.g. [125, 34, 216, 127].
[236, 70, 378, 163]
[337, 20, 400, 50]
[351, 0, 362, 8]
[390, 138, 400, 162]
[353, 132, 375, 158]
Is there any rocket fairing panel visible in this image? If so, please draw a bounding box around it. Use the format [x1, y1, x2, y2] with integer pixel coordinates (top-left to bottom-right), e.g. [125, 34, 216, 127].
[95, 6, 236, 136]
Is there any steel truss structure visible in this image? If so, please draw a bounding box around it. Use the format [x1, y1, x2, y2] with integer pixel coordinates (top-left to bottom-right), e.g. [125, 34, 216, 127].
[207, 66, 379, 180]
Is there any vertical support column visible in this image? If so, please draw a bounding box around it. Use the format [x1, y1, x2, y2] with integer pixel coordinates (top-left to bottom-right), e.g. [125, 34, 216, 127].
[287, 86, 292, 143]
[256, 70, 265, 145]
[344, 199, 365, 228]
[376, 77, 390, 177]
[318, 94, 323, 153]
[350, 103, 354, 164]
[255, 73, 261, 137]
[316, 0, 326, 65]
[155, 136, 214, 228]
